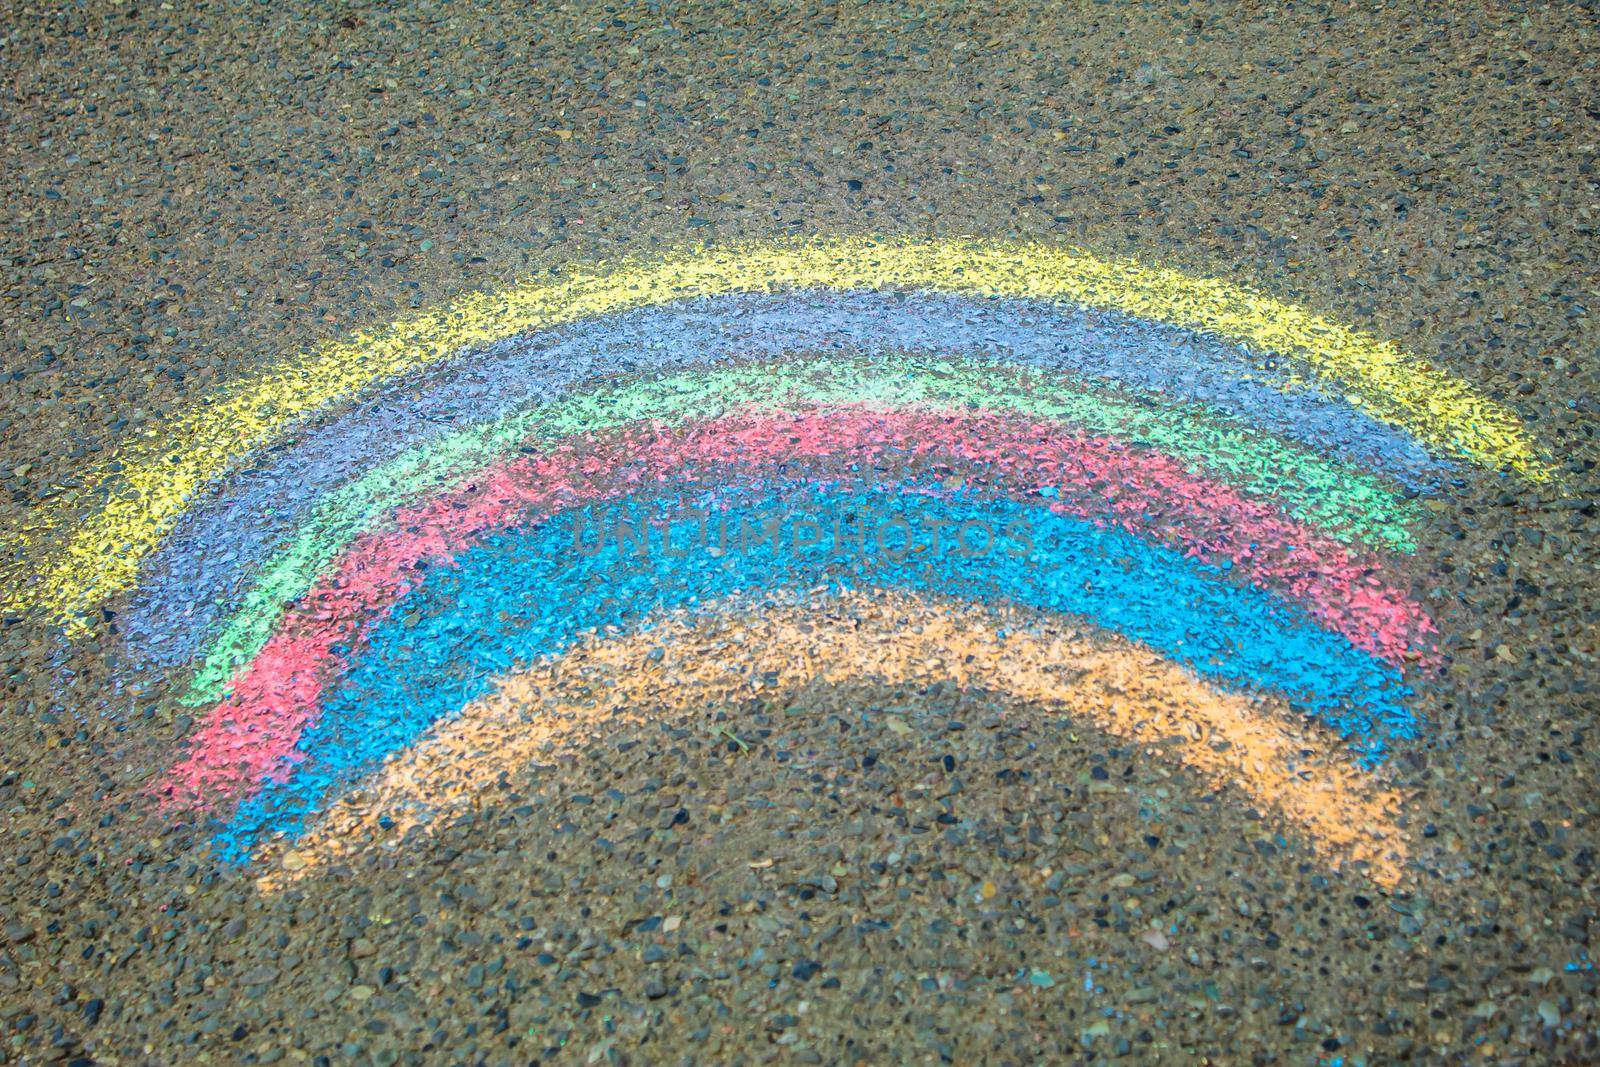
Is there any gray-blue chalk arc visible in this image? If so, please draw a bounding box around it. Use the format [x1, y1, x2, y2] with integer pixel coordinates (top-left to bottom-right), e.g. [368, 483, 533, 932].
[125, 290, 1445, 667]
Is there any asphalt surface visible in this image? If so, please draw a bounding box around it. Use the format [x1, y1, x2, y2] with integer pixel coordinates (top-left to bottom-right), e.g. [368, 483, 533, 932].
[0, 3, 1597, 1064]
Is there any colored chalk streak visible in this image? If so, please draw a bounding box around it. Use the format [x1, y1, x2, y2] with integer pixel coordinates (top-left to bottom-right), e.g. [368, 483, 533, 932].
[170, 355, 1423, 705]
[161, 411, 1428, 811]
[177, 487, 1414, 867]
[209, 489, 1414, 863]
[135, 289, 1446, 675]
[3, 236, 1544, 629]
[257, 590, 1407, 891]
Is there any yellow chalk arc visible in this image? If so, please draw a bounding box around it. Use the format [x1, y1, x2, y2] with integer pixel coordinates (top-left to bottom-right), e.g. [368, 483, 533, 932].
[2, 235, 1548, 628]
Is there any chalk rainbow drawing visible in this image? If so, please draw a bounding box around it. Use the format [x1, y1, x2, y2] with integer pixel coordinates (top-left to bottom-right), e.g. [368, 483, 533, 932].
[0, 236, 1550, 888]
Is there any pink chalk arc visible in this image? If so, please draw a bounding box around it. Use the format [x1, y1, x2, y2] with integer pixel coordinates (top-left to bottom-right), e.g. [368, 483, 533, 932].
[157, 404, 1434, 811]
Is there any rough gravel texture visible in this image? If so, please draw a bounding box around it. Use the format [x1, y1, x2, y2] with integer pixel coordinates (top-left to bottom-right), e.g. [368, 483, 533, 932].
[1, 2, 1597, 1065]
